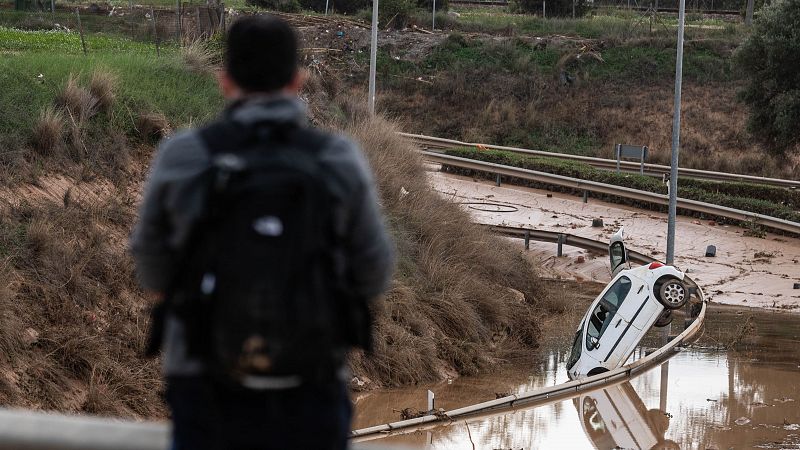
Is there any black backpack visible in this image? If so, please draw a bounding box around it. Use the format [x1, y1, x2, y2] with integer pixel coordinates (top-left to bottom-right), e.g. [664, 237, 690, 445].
[147, 118, 372, 388]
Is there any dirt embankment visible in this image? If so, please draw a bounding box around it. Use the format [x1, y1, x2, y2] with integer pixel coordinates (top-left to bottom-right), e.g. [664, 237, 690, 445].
[295, 18, 798, 178]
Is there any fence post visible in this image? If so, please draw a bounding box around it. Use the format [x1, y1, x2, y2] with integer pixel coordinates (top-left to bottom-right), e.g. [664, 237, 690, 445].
[432, 0, 436, 31]
[75, 8, 87, 55]
[524, 230, 530, 250]
[50, 0, 54, 13]
[572, 0, 575, 18]
[176, 0, 182, 43]
[196, 6, 201, 39]
[557, 233, 564, 257]
[220, 3, 225, 32]
[151, 7, 160, 56]
[542, 0, 546, 17]
[495, 173, 501, 186]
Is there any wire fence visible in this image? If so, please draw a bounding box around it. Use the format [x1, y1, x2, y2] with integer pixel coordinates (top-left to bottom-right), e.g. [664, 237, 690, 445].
[0, 1, 226, 49]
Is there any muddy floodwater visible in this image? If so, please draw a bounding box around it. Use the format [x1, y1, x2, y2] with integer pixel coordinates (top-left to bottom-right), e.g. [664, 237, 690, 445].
[353, 306, 800, 449]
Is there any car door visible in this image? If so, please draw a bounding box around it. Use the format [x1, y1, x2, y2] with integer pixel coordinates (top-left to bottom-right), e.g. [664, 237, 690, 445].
[609, 228, 628, 276]
[585, 277, 631, 359]
[595, 274, 649, 368]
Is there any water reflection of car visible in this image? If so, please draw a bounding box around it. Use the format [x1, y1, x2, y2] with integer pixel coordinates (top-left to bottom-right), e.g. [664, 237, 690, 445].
[566, 228, 688, 380]
[574, 381, 679, 450]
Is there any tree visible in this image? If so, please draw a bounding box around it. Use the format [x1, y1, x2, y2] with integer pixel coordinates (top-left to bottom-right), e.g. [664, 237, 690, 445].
[734, 0, 800, 155]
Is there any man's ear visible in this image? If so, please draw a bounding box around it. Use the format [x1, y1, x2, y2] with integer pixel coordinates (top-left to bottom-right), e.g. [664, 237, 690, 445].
[284, 69, 308, 94]
[217, 70, 243, 100]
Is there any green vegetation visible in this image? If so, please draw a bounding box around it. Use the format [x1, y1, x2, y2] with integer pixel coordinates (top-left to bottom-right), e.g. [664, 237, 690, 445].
[444, 147, 800, 222]
[734, 0, 800, 155]
[0, 28, 221, 181]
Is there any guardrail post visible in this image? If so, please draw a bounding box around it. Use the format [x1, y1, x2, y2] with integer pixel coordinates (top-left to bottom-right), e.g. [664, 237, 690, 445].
[615, 144, 621, 174]
[495, 173, 501, 187]
[582, 191, 588, 203]
[557, 233, 564, 256]
[524, 230, 530, 250]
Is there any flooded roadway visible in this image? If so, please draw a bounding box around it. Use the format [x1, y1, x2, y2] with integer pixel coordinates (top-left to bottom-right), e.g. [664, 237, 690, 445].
[352, 306, 800, 449]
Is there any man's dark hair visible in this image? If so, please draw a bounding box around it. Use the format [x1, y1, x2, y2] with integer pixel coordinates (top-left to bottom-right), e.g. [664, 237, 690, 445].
[225, 15, 298, 93]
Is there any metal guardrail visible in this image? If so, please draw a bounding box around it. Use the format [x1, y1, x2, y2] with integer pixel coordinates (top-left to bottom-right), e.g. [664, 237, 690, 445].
[403, 132, 800, 189]
[351, 227, 707, 442]
[424, 151, 800, 235]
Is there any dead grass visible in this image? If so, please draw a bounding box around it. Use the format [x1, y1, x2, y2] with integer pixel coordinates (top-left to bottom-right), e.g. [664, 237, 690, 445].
[181, 41, 218, 75]
[136, 112, 171, 142]
[0, 197, 163, 417]
[31, 106, 64, 156]
[342, 115, 554, 385]
[87, 69, 118, 113]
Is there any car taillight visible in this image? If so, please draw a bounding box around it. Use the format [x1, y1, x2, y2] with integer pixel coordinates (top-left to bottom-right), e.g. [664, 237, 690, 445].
[649, 262, 664, 269]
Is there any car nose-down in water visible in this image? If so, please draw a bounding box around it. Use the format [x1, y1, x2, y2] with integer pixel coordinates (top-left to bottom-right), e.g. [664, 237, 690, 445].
[567, 228, 688, 380]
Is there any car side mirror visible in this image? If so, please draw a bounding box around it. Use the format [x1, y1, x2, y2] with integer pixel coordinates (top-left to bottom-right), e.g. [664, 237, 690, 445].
[588, 336, 600, 350]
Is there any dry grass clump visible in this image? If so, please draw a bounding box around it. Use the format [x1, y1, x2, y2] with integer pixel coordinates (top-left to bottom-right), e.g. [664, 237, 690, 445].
[55, 74, 98, 124]
[136, 112, 171, 141]
[345, 116, 549, 385]
[181, 41, 218, 75]
[0, 196, 163, 417]
[31, 106, 64, 155]
[87, 69, 118, 112]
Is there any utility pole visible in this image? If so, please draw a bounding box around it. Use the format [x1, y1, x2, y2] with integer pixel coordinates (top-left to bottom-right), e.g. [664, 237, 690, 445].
[432, 0, 436, 31]
[368, 0, 378, 115]
[666, 0, 686, 265]
[745, 0, 754, 25]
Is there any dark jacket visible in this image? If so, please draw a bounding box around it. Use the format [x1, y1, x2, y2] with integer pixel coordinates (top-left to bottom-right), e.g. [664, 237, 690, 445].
[130, 95, 395, 376]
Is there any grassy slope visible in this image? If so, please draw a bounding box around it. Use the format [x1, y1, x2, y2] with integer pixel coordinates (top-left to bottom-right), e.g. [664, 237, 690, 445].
[360, 10, 798, 179]
[0, 26, 553, 416]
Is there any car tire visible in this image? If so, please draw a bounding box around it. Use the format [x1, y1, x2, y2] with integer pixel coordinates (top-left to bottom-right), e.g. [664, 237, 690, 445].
[654, 310, 673, 327]
[657, 278, 688, 309]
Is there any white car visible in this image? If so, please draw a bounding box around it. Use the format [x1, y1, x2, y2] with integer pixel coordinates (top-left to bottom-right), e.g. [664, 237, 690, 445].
[566, 228, 688, 380]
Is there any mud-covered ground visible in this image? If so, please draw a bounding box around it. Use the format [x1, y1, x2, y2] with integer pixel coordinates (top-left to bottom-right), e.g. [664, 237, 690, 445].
[428, 167, 800, 311]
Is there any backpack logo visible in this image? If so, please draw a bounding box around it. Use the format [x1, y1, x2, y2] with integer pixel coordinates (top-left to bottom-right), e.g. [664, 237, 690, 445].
[253, 216, 284, 237]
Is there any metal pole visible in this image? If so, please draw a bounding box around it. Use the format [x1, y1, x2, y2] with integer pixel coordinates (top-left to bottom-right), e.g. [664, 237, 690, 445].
[432, 0, 436, 31]
[368, 0, 378, 115]
[542, 0, 546, 17]
[50, 0, 54, 13]
[745, 0, 754, 25]
[325, 0, 329, 15]
[666, 0, 685, 265]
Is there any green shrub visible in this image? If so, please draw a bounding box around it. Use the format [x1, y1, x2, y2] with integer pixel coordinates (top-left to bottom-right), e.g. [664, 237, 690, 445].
[246, 0, 302, 11]
[734, 0, 800, 155]
[299, 0, 369, 13]
[515, 0, 588, 18]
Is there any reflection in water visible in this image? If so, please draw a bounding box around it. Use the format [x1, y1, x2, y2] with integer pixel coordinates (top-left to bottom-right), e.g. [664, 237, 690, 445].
[354, 308, 800, 449]
[576, 381, 677, 450]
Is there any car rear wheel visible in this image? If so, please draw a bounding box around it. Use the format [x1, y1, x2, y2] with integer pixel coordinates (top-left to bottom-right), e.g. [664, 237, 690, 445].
[654, 310, 673, 327]
[657, 279, 688, 309]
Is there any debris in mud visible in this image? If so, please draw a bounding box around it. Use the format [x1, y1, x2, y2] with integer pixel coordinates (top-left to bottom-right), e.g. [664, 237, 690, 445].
[774, 397, 795, 403]
[735, 417, 752, 426]
[495, 392, 511, 399]
[785, 423, 800, 431]
[398, 407, 426, 420]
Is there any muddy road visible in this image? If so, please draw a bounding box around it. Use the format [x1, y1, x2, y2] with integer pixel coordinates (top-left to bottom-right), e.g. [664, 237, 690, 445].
[430, 169, 800, 310]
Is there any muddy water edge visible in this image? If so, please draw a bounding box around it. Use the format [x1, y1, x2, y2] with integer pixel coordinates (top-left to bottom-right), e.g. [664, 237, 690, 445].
[352, 281, 800, 449]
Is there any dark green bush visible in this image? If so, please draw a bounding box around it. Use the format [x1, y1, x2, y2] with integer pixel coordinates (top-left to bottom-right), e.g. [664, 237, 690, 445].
[246, 0, 302, 11]
[299, 0, 369, 13]
[734, 0, 800, 155]
[514, 0, 588, 17]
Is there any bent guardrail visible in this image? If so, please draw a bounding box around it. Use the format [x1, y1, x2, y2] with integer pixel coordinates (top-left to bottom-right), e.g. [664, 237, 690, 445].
[403, 132, 800, 189]
[351, 228, 707, 442]
[424, 151, 800, 235]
